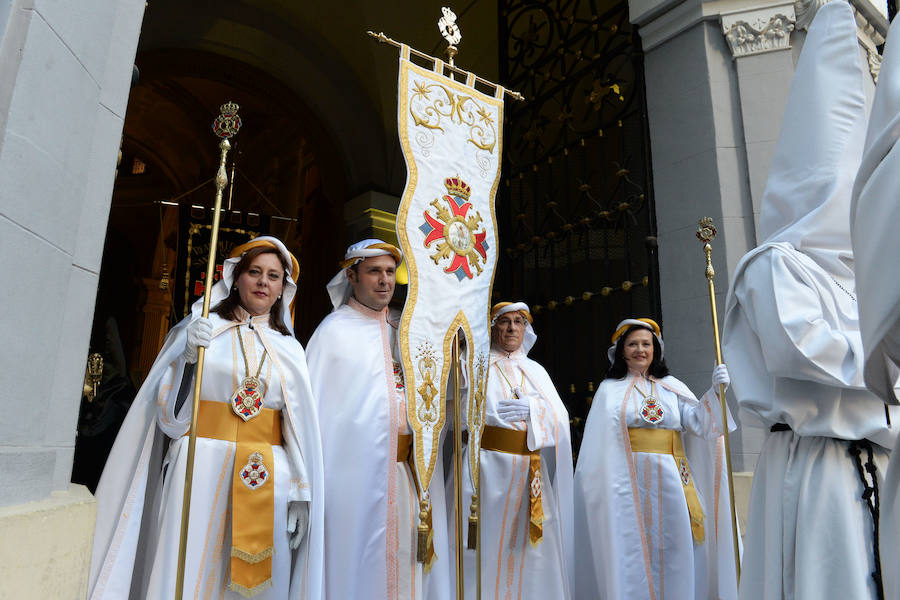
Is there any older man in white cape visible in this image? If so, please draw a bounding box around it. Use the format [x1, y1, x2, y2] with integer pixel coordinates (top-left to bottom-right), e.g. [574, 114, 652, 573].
[306, 239, 451, 600]
[852, 13, 900, 600]
[723, 4, 899, 598]
[459, 302, 573, 599]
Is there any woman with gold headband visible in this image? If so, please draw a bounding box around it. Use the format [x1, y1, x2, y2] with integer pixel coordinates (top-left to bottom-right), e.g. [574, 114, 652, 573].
[87, 236, 324, 600]
[572, 318, 738, 600]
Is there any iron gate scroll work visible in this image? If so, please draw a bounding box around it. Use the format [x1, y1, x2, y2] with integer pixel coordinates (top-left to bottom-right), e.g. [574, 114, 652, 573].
[497, 0, 660, 457]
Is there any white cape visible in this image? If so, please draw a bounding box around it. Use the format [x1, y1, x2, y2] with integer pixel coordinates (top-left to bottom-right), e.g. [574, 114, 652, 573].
[87, 313, 325, 600]
[459, 346, 574, 599]
[306, 300, 451, 600]
[573, 375, 738, 600]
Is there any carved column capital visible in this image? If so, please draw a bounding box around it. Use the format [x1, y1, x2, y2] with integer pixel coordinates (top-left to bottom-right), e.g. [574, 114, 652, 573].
[722, 3, 797, 58]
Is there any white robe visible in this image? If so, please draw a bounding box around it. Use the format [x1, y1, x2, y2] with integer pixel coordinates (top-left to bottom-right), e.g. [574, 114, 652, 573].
[721, 5, 899, 597]
[88, 311, 325, 600]
[852, 11, 900, 599]
[306, 298, 451, 600]
[459, 346, 573, 600]
[724, 245, 898, 600]
[573, 374, 738, 600]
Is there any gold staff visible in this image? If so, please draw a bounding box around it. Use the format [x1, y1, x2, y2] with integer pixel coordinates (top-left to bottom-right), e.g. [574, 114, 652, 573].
[451, 333, 465, 599]
[174, 101, 242, 600]
[696, 217, 741, 583]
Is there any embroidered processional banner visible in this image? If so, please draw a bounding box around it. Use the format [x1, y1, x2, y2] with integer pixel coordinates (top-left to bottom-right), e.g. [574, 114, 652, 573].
[396, 44, 503, 537]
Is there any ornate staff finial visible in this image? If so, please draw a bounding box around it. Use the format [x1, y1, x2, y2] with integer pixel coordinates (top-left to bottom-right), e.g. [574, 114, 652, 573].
[438, 7, 461, 66]
[697, 217, 718, 282]
[212, 101, 242, 139]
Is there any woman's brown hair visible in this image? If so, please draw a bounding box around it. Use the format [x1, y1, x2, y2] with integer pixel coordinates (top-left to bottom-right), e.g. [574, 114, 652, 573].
[212, 246, 293, 336]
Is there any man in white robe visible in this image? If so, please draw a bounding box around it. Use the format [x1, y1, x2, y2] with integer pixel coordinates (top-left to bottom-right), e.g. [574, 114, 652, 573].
[459, 302, 573, 599]
[852, 14, 900, 599]
[306, 239, 451, 600]
[723, 4, 899, 598]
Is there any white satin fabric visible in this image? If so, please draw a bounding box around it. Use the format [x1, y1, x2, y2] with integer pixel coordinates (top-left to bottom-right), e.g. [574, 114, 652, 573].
[573, 375, 738, 600]
[306, 299, 451, 600]
[852, 14, 900, 599]
[459, 345, 573, 600]
[88, 310, 325, 600]
[722, 4, 897, 599]
[851, 9, 900, 406]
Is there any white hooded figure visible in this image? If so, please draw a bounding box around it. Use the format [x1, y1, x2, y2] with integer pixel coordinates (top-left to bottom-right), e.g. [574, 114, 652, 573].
[852, 13, 900, 600]
[723, 3, 899, 599]
[88, 236, 325, 600]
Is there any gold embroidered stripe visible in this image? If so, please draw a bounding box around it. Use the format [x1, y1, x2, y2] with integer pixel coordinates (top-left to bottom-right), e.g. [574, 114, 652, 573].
[186, 400, 283, 595]
[479, 425, 543, 546]
[627, 427, 705, 543]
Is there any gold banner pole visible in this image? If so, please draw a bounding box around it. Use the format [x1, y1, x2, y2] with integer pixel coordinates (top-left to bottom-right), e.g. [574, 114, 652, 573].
[476, 466, 482, 600]
[452, 332, 465, 599]
[174, 102, 242, 600]
[696, 217, 741, 584]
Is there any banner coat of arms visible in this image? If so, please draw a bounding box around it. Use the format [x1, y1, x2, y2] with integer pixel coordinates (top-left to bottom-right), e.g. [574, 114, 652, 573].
[395, 44, 503, 555]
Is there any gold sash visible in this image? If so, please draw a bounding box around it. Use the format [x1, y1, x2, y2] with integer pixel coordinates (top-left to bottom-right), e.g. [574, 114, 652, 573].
[627, 427, 705, 543]
[188, 400, 283, 596]
[480, 425, 544, 547]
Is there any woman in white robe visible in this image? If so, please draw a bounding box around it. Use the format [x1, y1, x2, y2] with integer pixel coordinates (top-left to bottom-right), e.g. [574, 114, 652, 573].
[87, 236, 325, 600]
[573, 318, 738, 600]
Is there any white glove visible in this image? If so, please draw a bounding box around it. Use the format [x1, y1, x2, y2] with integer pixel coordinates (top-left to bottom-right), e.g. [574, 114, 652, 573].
[183, 317, 212, 364]
[287, 501, 309, 550]
[496, 393, 530, 422]
[711, 363, 730, 392]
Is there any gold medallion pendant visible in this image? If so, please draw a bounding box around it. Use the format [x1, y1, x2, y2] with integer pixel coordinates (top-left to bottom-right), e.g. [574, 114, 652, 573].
[239, 451, 269, 490]
[232, 376, 264, 421]
[640, 396, 664, 424]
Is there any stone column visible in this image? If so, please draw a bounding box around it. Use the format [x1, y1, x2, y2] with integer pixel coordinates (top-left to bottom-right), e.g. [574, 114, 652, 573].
[0, 0, 145, 597]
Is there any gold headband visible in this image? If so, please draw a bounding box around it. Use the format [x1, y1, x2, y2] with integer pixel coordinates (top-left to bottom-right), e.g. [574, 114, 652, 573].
[611, 318, 661, 344]
[229, 239, 300, 282]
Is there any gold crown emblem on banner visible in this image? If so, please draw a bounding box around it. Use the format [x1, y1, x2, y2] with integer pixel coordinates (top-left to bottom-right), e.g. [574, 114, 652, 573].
[444, 177, 471, 200]
[219, 101, 240, 116]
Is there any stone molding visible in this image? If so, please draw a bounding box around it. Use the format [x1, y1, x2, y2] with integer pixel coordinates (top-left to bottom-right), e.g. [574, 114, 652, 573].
[722, 3, 797, 58]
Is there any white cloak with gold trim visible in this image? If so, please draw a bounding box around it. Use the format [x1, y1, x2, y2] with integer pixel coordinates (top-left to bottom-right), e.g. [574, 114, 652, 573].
[573, 375, 738, 600]
[459, 345, 573, 600]
[306, 299, 451, 600]
[88, 311, 325, 600]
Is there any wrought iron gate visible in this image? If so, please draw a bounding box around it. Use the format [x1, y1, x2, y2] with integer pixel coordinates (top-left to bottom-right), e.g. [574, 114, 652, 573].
[496, 0, 660, 448]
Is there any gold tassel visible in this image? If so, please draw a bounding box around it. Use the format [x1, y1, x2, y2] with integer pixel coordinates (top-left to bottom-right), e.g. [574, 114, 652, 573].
[416, 502, 430, 563]
[467, 494, 478, 550]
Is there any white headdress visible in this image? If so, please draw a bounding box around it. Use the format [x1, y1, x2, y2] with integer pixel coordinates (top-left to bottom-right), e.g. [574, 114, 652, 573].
[607, 318, 664, 365]
[326, 239, 403, 310]
[490, 301, 537, 355]
[192, 235, 299, 329]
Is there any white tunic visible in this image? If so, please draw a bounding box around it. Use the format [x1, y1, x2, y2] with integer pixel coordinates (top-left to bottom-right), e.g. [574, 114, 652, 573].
[573, 374, 737, 600]
[88, 311, 325, 600]
[306, 298, 451, 600]
[460, 346, 573, 600]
